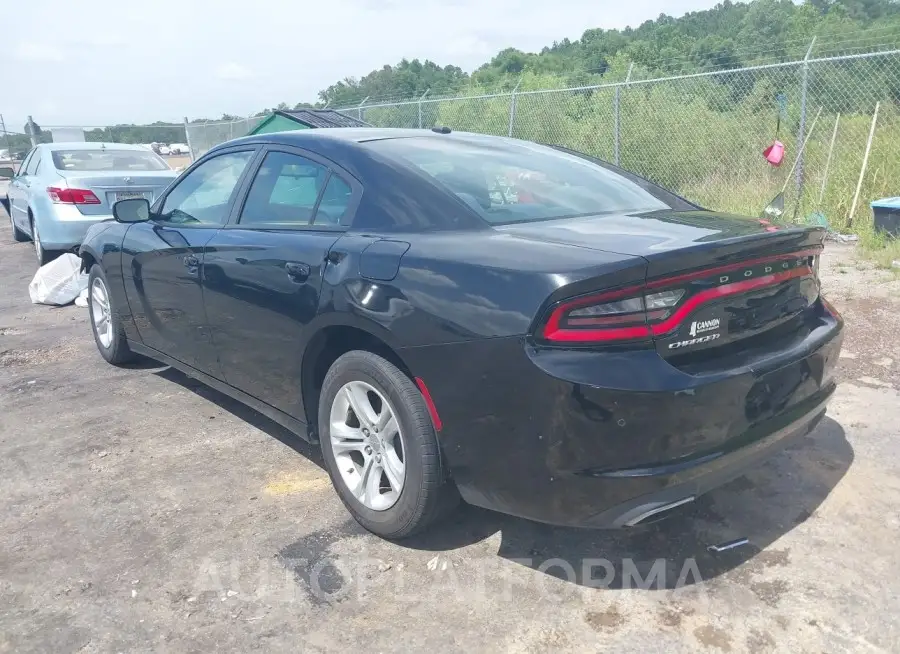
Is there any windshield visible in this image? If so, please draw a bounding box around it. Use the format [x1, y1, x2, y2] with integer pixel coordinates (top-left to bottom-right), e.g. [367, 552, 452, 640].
[368, 137, 673, 224]
[52, 149, 169, 172]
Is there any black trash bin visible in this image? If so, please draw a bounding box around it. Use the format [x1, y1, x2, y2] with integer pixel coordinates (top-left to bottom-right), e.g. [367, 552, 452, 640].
[872, 197, 900, 237]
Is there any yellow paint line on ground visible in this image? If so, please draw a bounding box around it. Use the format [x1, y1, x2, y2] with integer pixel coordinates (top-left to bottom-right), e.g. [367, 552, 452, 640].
[263, 471, 331, 496]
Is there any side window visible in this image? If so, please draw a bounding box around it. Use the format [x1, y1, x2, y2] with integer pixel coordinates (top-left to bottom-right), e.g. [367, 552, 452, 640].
[313, 175, 352, 225]
[239, 151, 330, 226]
[25, 150, 41, 176]
[159, 151, 254, 226]
[25, 150, 41, 175]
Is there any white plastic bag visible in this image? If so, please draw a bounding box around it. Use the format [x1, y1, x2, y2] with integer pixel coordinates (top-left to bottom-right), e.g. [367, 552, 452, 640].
[28, 253, 89, 306]
[74, 287, 89, 307]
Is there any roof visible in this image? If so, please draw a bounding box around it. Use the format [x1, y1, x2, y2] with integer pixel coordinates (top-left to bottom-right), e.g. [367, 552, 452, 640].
[275, 109, 370, 129]
[872, 197, 900, 209]
[236, 127, 498, 145]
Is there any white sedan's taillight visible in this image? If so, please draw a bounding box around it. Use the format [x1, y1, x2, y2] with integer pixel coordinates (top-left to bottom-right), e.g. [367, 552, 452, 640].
[48, 186, 101, 205]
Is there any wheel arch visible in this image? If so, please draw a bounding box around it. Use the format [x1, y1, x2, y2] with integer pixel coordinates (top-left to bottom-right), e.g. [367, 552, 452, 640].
[300, 315, 415, 438]
[79, 244, 101, 274]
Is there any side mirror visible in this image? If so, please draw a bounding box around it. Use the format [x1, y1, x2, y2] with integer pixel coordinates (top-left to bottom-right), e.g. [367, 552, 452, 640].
[113, 198, 151, 223]
[0, 167, 14, 179]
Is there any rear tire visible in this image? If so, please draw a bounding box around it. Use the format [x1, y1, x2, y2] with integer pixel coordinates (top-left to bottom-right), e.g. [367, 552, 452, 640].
[88, 264, 135, 365]
[319, 350, 458, 539]
[31, 218, 57, 266]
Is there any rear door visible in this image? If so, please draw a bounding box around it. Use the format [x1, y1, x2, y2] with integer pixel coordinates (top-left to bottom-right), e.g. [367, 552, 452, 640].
[202, 146, 360, 417]
[121, 147, 258, 375]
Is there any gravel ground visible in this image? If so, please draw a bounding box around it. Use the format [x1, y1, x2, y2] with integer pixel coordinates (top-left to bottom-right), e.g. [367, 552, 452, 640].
[1, 216, 898, 653]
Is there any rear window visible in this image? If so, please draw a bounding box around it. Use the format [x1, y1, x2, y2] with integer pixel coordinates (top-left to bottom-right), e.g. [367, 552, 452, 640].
[52, 149, 169, 172]
[368, 137, 674, 224]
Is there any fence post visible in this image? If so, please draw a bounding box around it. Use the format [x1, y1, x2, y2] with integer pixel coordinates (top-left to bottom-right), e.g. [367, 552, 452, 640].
[0, 114, 11, 155]
[357, 96, 370, 122]
[508, 79, 522, 138]
[418, 89, 430, 129]
[795, 37, 816, 199]
[183, 117, 195, 162]
[614, 63, 634, 167]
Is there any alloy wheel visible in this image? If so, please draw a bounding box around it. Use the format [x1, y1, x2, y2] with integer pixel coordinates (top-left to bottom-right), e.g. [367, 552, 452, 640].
[329, 380, 406, 511]
[33, 223, 42, 261]
[90, 278, 114, 349]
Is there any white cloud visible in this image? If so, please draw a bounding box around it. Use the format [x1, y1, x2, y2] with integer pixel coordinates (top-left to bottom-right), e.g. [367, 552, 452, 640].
[14, 42, 64, 62]
[215, 62, 253, 81]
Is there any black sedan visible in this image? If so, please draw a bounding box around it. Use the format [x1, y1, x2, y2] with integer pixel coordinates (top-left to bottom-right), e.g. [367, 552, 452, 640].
[79, 128, 843, 539]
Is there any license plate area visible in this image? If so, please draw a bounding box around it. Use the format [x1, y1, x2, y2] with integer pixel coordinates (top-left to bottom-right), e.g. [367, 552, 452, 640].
[114, 191, 149, 202]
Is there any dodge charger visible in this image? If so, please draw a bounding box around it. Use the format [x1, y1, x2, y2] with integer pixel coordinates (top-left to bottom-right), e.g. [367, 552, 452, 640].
[79, 128, 843, 539]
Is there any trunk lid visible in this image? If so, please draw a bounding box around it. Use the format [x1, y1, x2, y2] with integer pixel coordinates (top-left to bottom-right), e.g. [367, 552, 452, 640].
[55, 170, 178, 216]
[500, 209, 824, 359]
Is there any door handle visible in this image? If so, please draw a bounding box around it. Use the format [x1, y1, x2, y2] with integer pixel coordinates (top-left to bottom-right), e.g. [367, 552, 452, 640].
[183, 254, 200, 268]
[285, 262, 310, 282]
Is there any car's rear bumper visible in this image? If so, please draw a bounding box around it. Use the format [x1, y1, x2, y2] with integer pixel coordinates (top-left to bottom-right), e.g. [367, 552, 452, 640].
[576, 389, 830, 527]
[401, 300, 843, 528]
[37, 205, 113, 250]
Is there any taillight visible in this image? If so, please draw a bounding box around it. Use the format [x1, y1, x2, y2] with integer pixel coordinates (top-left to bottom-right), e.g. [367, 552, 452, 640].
[543, 287, 682, 343]
[540, 249, 821, 344]
[48, 187, 101, 205]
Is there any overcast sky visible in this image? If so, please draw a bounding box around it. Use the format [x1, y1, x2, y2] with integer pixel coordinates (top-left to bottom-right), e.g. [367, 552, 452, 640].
[4, 0, 718, 130]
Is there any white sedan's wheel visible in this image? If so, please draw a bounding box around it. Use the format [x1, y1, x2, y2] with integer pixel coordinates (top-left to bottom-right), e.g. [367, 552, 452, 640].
[329, 380, 406, 511]
[33, 222, 43, 261]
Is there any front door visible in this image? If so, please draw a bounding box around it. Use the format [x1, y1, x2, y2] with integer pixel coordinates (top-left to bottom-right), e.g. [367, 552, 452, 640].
[8, 149, 37, 233]
[122, 148, 257, 376]
[202, 148, 356, 417]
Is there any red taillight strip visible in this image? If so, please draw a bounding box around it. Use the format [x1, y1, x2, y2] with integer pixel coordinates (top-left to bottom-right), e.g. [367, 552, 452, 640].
[650, 266, 813, 336]
[644, 248, 822, 289]
[545, 322, 652, 343]
[543, 265, 814, 342]
[414, 377, 443, 432]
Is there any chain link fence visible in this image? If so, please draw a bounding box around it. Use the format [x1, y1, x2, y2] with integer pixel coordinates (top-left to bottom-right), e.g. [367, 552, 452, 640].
[184, 48, 900, 233]
[184, 116, 267, 160]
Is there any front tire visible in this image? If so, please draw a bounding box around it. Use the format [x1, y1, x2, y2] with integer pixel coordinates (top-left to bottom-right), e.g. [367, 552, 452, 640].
[319, 351, 458, 539]
[9, 209, 27, 242]
[88, 264, 135, 365]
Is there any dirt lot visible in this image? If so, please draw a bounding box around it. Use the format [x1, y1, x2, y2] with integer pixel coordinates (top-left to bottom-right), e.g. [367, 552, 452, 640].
[162, 154, 192, 170]
[1, 215, 899, 653]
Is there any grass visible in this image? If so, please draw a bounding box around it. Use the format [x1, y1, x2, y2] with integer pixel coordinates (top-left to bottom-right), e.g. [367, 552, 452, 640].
[857, 226, 900, 271]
